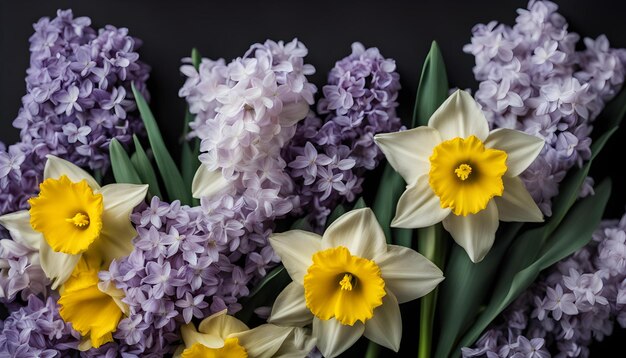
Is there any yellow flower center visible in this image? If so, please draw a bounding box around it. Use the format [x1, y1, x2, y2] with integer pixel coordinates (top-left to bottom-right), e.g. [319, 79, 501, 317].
[58, 255, 123, 348]
[303, 246, 386, 326]
[429, 135, 507, 216]
[181, 338, 248, 358]
[28, 175, 103, 255]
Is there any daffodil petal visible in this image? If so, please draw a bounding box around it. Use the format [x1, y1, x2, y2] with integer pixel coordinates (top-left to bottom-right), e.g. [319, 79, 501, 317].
[269, 282, 313, 327]
[40, 240, 80, 289]
[484, 128, 545, 177]
[198, 309, 249, 339]
[279, 102, 310, 126]
[0, 210, 42, 249]
[322, 208, 387, 259]
[443, 200, 499, 263]
[391, 175, 451, 229]
[274, 327, 317, 358]
[312, 317, 364, 358]
[269, 230, 321, 284]
[495, 176, 544, 223]
[44, 155, 100, 190]
[191, 164, 231, 199]
[364, 290, 402, 352]
[180, 322, 224, 349]
[233, 324, 293, 358]
[376, 245, 444, 303]
[374, 127, 441, 185]
[428, 90, 489, 141]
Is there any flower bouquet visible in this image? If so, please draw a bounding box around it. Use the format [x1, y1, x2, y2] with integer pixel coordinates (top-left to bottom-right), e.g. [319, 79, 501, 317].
[2, 1, 626, 357]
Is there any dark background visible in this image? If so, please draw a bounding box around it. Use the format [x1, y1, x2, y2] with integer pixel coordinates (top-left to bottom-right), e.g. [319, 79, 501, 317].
[2, 0, 626, 356]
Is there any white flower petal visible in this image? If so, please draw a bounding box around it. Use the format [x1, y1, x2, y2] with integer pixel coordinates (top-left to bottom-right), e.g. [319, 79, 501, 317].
[40, 240, 80, 289]
[0, 210, 42, 249]
[495, 176, 544, 223]
[92, 184, 148, 263]
[279, 102, 310, 126]
[313, 317, 364, 358]
[374, 127, 441, 185]
[234, 324, 293, 358]
[270, 230, 322, 284]
[191, 164, 231, 199]
[484, 128, 545, 177]
[391, 175, 451, 229]
[180, 322, 224, 349]
[269, 282, 313, 326]
[198, 309, 249, 339]
[376, 245, 444, 303]
[364, 290, 402, 352]
[44, 155, 100, 189]
[442, 200, 499, 263]
[428, 90, 490, 141]
[274, 327, 317, 358]
[323, 208, 387, 259]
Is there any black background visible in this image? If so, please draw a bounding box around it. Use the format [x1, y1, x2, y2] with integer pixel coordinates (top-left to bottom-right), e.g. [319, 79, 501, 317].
[2, 0, 626, 356]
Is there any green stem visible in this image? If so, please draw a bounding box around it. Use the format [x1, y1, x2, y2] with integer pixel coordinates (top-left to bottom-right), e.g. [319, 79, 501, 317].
[365, 341, 380, 358]
[417, 224, 446, 358]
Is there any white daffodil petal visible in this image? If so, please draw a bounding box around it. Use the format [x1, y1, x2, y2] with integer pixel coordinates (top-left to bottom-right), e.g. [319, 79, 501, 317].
[191, 164, 231, 199]
[269, 282, 313, 327]
[279, 102, 310, 126]
[92, 184, 148, 263]
[40, 240, 80, 289]
[428, 90, 490, 141]
[274, 327, 317, 358]
[198, 309, 249, 339]
[484, 128, 545, 177]
[495, 176, 544, 223]
[44, 155, 100, 189]
[180, 322, 224, 349]
[313, 317, 364, 358]
[443, 200, 499, 263]
[376, 245, 444, 303]
[323, 208, 387, 259]
[269, 230, 322, 284]
[364, 290, 402, 352]
[0, 210, 42, 249]
[374, 127, 441, 185]
[391, 175, 451, 230]
[234, 324, 293, 358]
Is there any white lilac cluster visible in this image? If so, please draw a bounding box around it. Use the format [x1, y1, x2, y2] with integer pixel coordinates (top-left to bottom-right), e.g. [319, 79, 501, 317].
[464, 213, 626, 358]
[464, 0, 626, 215]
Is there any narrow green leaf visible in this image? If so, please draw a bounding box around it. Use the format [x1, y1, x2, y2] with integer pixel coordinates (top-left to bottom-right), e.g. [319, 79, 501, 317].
[131, 135, 163, 198]
[352, 197, 366, 210]
[247, 265, 286, 298]
[132, 83, 192, 205]
[393, 228, 413, 248]
[371, 164, 409, 244]
[235, 265, 291, 324]
[413, 41, 448, 127]
[325, 204, 347, 229]
[290, 217, 313, 232]
[109, 138, 142, 185]
[595, 85, 626, 131]
[191, 48, 201, 68]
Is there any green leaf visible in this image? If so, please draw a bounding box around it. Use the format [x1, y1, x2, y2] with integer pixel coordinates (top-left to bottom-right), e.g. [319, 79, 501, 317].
[132, 83, 192, 205]
[595, 85, 626, 132]
[131, 135, 163, 198]
[412, 41, 448, 127]
[352, 197, 366, 210]
[235, 265, 291, 324]
[109, 138, 142, 185]
[371, 164, 409, 244]
[453, 179, 611, 357]
[290, 217, 313, 232]
[180, 49, 203, 204]
[326, 204, 347, 229]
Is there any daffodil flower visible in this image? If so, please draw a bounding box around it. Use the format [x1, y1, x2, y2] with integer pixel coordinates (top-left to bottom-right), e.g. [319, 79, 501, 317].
[374, 90, 544, 263]
[174, 309, 316, 358]
[191, 164, 230, 199]
[268, 208, 444, 358]
[0, 155, 148, 288]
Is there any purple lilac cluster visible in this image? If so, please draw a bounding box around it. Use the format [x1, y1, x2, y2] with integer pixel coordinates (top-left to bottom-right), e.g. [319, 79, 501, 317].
[0, 295, 81, 357]
[0, 9, 150, 216]
[91, 197, 279, 355]
[463, 213, 626, 358]
[283, 42, 402, 229]
[464, 0, 626, 216]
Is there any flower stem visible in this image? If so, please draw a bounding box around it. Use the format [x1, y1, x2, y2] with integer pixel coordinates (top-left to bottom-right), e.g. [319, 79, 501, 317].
[417, 224, 446, 358]
[365, 341, 380, 358]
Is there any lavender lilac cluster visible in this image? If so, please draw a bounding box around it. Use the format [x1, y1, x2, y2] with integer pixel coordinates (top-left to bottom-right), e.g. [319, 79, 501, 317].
[0, 295, 81, 357]
[283, 42, 402, 228]
[0, 9, 150, 216]
[464, 0, 626, 215]
[464, 213, 626, 358]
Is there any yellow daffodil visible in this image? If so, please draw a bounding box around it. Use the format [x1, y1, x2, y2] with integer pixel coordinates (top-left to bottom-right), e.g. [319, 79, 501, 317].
[0, 155, 148, 288]
[268, 208, 444, 358]
[58, 254, 128, 350]
[374, 90, 544, 263]
[174, 309, 316, 358]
